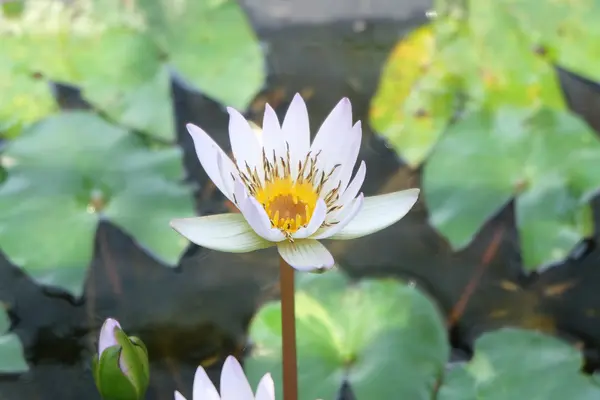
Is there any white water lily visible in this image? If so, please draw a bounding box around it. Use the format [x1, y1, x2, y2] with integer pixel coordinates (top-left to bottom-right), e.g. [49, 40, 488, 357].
[174, 355, 274, 400]
[170, 94, 419, 271]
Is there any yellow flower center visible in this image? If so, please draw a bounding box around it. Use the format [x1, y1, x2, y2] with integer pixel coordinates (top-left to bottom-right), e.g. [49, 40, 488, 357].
[236, 146, 343, 240]
[253, 177, 319, 233]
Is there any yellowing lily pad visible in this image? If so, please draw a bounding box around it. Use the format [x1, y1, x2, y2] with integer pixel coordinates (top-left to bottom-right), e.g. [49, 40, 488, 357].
[370, 0, 569, 168]
[462, 0, 565, 110]
[370, 24, 458, 167]
[0, 112, 194, 297]
[245, 270, 449, 399]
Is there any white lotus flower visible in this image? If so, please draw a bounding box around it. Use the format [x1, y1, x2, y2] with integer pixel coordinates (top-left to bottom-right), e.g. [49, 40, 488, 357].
[174, 355, 274, 400]
[170, 94, 419, 271]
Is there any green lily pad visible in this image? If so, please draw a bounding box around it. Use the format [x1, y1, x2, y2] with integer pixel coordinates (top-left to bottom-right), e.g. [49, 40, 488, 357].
[75, 30, 175, 142]
[462, 0, 565, 110]
[138, 0, 265, 110]
[0, 306, 28, 373]
[438, 328, 600, 400]
[0, 52, 57, 138]
[245, 270, 449, 399]
[2, 0, 25, 18]
[1, 0, 174, 141]
[3, 0, 264, 138]
[504, 0, 600, 82]
[369, 24, 458, 167]
[424, 107, 600, 271]
[0, 112, 194, 297]
[593, 373, 600, 387]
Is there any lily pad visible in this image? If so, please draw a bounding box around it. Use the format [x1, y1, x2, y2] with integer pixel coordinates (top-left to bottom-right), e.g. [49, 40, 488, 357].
[369, 3, 566, 168]
[3, 0, 264, 138]
[138, 0, 265, 110]
[75, 30, 175, 142]
[504, 0, 600, 82]
[1, 0, 174, 141]
[245, 270, 449, 400]
[0, 52, 56, 138]
[2, 0, 25, 18]
[370, 24, 458, 167]
[0, 112, 194, 297]
[438, 328, 600, 400]
[424, 107, 600, 271]
[462, 0, 565, 110]
[0, 306, 28, 373]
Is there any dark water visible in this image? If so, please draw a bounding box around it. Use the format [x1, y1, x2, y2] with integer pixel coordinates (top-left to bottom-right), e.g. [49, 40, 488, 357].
[2, 10, 600, 400]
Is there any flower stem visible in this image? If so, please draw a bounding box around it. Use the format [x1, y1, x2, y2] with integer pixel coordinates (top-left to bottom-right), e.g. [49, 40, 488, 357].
[279, 257, 298, 400]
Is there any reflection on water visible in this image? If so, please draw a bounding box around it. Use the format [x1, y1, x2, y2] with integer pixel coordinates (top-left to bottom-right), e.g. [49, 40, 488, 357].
[2, 14, 600, 400]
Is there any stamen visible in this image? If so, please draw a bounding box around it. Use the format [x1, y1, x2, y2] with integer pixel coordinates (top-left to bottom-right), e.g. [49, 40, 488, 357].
[235, 147, 344, 241]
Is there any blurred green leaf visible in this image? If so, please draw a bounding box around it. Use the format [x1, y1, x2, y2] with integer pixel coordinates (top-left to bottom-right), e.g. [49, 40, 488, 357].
[138, 0, 265, 110]
[75, 30, 175, 142]
[438, 328, 600, 400]
[369, 0, 567, 168]
[2, 0, 265, 138]
[2, 0, 25, 19]
[0, 307, 28, 373]
[1, 0, 174, 141]
[463, 0, 565, 110]
[0, 112, 194, 296]
[370, 24, 458, 167]
[504, 0, 600, 82]
[245, 269, 449, 400]
[593, 373, 600, 387]
[424, 107, 600, 271]
[0, 53, 57, 137]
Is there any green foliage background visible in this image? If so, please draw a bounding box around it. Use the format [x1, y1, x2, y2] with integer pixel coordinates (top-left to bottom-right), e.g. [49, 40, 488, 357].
[0, 0, 265, 372]
[370, 0, 600, 272]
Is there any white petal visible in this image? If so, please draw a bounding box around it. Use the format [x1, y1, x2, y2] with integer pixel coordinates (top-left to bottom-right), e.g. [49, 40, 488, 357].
[170, 214, 273, 253]
[277, 239, 335, 271]
[281, 94, 310, 178]
[334, 122, 362, 192]
[329, 189, 419, 240]
[315, 120, 362, 197]
[311, 98, 353, 150]
[310, 99, 355, 169]
[227, 107, 262, 171]
[186, 123, 237, 203]
[233, 177, 248, 208]
[313, 194, 364, 239]
[98, 318, 121, 357]
[220, 356, 254, 400]
[250, 121, 264, 147]
[242, 197, 287, 242]
[255, 374, 275, 400]
[217, 153, 236, 203]
[235, 181, 286, 242]
[192, 366, 220, 400]
[338, 160, 366, 207]
[292, 198, 327, 239]
[262, 104, 284, 157]
[174, 391, 187, 400]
